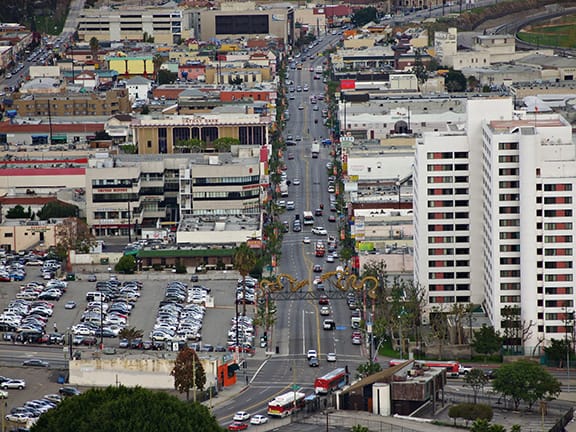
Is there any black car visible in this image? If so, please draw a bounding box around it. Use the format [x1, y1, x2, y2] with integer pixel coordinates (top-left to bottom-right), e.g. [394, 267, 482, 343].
[59, 387, 81, 397]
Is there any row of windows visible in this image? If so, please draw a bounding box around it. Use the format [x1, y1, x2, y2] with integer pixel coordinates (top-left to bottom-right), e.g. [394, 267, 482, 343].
[499, 142, 519, 150]
[428, 212, 469, 220]
[544, 299, 573, 308]
[427, 176, 469, 184]
[427, 164, 469, 171]
[193, 175, 259, 186]
[500, 282, 520, 290]
[92, 179, 137, 187]
[429, 260, 470, 267]
[192, 190, 260, 199]
[544, 196, 573, 204]
[93, 193, 139, 203]
[428, 236, 470, 243]
[499, 231, 520, 239]
[501, 295, 521, 303]
[545, 235, 573, 243]
[500, 244, 521, 252]
[428, 224, 470, 231]
[427, 152, 469, 159]
[545, 326, 573, 333]
[429, 272, 470, 279]
[500, 257, 520, 265]
[544, 222, 573, 230]
[545, 248, 573, 256]
[545, 274, 573, 282]
[545, 287, 573, 295]
[428, 248, 470, 255]
[498, 155, 519, 163]
[428, 200, 470, 207]
[429, 284, 470, 291]
[545, 184, 572, 191]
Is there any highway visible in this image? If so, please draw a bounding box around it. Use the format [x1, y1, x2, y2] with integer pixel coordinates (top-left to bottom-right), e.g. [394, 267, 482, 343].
[214, 32, 369, 425]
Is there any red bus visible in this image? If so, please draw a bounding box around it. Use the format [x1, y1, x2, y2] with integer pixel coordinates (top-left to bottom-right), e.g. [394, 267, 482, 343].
[314, 368, 348, 394]
[388, 359, 461, 378]
[267, 391, 306, 418]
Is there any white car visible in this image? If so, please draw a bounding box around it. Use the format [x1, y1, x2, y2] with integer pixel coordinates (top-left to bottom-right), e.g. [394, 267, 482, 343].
[303, 236, 311, 244]
[320, 306, 330, 316]
[327, 352, 337, 362]
[293, 178, 301, 185]
[312, 226, 328, 236]
[307, 349, 317, 360]
[250, 414, 269, 425]
[5, 413, 30, 423]
[326, 254, 335, 263]
[233, 411, 251, 422]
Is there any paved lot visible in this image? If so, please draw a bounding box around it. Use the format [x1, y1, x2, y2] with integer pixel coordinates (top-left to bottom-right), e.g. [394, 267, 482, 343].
[0, 266, 245, 428]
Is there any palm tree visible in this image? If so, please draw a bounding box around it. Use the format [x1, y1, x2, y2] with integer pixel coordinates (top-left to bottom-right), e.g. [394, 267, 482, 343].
[233, 243, 257, 317]
[89, 37, 99, 67]
[118, 327, 144, 347]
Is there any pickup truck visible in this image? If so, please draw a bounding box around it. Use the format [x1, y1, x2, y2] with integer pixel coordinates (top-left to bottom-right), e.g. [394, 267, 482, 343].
[458, 365, 473, 375]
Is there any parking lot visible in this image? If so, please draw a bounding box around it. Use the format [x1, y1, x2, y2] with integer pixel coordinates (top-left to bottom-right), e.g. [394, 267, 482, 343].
[0, 265, 244, 427]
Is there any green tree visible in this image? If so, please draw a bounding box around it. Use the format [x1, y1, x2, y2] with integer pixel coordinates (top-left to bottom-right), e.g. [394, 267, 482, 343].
[6, 205, 30, 219]
[55, 217, 95, 268]
[157, 69, 177, 85]
[351, 7, 378, 27]
[351, 426, 369, 432]
[211, 137, 240, 152]
[472, 324, 503, 361]
[233, 243, 258, 316]
[94, 130, 111, 141]
[356, 361, 382, 379]
[413, 49, 428, 85]
[30, 385, 224, 432]
[445, 69, 467, 92]
[492, 360, 561, 410]
[115, 255, 137, 274]
[37, 202, 78, 220]
[543, 338, 571, 367]
[171, 346, 206, 402]
[175, 138, 205, 153]
[464, 369, 489, 404]
[117, 327, 143, 346]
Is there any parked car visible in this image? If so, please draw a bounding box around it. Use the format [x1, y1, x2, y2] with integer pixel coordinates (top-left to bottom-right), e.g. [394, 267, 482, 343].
[59, 387, 81, 397]
[1, 379, 26, 390]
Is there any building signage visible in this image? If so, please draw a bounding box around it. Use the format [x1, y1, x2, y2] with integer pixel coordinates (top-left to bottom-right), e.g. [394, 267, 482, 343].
[95, 188, 129, 193]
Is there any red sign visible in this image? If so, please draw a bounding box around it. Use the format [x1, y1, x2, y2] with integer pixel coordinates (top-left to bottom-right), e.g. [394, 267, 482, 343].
[340, 79, 356, 90]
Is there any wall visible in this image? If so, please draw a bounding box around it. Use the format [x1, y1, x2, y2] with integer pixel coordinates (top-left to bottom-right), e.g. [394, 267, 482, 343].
[69, 355, 218, 389]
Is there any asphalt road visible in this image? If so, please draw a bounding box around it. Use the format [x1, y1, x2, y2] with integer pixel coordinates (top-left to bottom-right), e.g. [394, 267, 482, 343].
[214, 32, 369, 426]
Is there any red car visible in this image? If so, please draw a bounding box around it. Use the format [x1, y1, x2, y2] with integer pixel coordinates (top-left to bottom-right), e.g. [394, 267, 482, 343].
[319, 295, 329, 305]
[228, 422, 248, 431]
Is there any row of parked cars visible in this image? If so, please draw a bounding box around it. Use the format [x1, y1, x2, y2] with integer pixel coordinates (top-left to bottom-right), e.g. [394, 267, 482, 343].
[70, 278, 142, 344]
[0, 279, 65, 343]
[149, 281, 209, 343]
[4, 385, 80, 426]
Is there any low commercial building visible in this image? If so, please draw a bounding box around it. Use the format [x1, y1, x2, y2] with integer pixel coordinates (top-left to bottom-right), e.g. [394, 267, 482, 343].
[0, 219, 57, 252]
[11, 89, 130, 118]
[132, 113, 271, 155]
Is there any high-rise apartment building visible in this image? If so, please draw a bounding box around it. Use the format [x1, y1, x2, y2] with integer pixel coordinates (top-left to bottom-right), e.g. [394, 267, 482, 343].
[414, 98, 576, 351]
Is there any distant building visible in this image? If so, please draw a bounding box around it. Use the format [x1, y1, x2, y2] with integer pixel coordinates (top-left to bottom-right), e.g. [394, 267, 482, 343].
[126, 76, 152, 102]
[77, 5, 193, 44]
[0, 219, 58, 252]
[131, 113, 271, 154]
[12, 89, 130, 118]
[195, 2, 295, 47]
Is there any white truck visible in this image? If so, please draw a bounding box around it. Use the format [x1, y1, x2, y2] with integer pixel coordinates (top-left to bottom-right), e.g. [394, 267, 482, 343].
[311, 141, 320, 159]
[280, 181, 289, 197]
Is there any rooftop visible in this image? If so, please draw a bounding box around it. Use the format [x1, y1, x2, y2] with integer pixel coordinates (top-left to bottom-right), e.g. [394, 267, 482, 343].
[178, 214, 260, 233]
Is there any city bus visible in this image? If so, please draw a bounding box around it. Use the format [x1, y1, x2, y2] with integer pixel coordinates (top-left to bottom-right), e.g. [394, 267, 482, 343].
[314, 368, 348, 394]
[267, 391, 306, 417]
[303, 211, 314, 225]
[388, 359, 461, 378]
